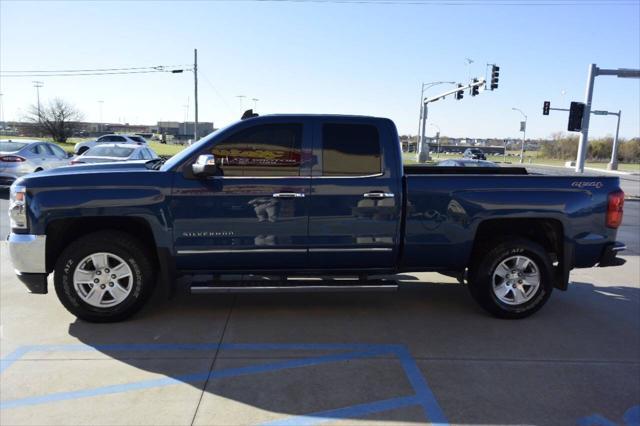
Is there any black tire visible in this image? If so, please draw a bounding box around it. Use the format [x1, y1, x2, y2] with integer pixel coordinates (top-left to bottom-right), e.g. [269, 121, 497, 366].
[468, 238, 553, 319]
[54, 231, 155, 322]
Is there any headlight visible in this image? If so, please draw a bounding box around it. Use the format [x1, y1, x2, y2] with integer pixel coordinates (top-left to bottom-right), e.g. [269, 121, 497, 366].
[9, 184, 27, 229]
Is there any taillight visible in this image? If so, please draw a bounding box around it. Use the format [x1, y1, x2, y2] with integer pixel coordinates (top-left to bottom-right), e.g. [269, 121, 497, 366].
[70, 160, 85, 165]
[0, 155, 26, 162]
[606, 190, 624, 229]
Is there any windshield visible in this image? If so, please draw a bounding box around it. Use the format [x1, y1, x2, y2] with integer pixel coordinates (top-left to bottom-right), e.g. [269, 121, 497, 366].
[160, 125, 228, 171]
[0, 141, 29, 152]
[85, 146, 135, 157]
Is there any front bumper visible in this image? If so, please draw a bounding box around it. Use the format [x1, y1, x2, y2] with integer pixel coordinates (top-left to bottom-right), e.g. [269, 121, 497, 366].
[598, 241, 627, 267]
[8, 233, 48, 294]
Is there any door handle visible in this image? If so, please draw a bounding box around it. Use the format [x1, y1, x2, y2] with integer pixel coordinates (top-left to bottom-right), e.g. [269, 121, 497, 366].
[363, 192, 394, 199]
[272, 192, 305, 198]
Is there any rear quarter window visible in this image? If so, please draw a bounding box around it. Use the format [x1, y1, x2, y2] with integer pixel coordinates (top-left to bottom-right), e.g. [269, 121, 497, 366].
[321, 123, 381, 176]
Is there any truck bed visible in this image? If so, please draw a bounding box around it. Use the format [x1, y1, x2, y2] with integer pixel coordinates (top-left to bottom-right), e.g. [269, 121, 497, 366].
[403, 165, 528, 175]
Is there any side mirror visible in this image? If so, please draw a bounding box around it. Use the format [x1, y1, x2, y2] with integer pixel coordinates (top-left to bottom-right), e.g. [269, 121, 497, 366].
[192, 154, 220, 177]
[67, 152, 74, 158]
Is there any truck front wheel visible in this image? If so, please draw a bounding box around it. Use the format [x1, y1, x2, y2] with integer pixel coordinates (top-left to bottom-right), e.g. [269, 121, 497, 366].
[54, 231, 155, 322]
[468, 239, 553, 319]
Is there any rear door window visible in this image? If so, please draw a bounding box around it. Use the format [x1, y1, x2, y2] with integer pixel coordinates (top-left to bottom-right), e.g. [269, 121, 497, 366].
[48, 144, 68, 159]
[321, 123, 381, 176]
[210, 123, 303, 177]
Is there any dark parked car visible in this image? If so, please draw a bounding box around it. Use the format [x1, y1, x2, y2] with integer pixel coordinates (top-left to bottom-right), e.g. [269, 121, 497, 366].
[463, 148, 486, 160]
[437, 159, 498, 167]
[8, 114, 626, 322]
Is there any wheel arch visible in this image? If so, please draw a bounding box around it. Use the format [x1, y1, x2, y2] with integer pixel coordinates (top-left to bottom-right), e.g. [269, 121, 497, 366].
[45, 216, 175, 297]
[469, 217, 568, 290]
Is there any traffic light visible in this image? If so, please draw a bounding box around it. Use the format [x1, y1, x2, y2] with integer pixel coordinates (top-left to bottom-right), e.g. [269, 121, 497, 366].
[471, 79, 479, 96]
[543, 101, 550, 116]
[490, 65, 500, 90]
[455, 84, 464, 100]
[567, 102, 585, 132]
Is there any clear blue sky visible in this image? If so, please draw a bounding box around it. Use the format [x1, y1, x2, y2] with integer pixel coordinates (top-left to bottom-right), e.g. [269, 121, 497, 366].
[1, 0, 639, 139]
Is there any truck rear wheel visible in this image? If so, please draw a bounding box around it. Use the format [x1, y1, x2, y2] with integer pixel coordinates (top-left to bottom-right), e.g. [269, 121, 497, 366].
[468, 238, 553, 319]
[54, 231, 155, 322]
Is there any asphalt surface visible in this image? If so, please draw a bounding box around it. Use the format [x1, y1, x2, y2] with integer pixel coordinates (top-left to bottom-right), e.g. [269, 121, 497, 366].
[524, 163, 640, 198]
[0, 170, 639, 426]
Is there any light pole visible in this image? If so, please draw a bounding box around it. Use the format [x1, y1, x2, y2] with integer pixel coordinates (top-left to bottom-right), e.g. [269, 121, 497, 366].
[609, 110, 622, 171]
[430, 123, 441, 157]
[591, 109, 623, 170]
[416, 81, 456, 162]
[512, 108, 527, 163]
[252, 98, 259, 110]
[236, 95, 246, 115]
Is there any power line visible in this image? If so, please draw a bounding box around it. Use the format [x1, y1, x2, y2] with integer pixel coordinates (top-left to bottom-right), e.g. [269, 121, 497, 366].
[147, 0, 638, 4]
[0, 69, 190, 78]
[0, 65, 189, 74]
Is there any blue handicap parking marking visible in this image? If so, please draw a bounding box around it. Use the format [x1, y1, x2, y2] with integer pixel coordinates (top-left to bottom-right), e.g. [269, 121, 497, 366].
[577, 405, 640, 426]
[0, 343, 449, 425]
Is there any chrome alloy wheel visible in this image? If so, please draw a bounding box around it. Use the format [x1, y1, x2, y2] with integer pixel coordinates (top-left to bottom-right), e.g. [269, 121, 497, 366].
[73, 252, 133, 308]
[492, 255, 541, 306]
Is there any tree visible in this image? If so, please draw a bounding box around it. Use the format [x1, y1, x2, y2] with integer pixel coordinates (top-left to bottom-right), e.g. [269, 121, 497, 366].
[26, 98, 83, 142]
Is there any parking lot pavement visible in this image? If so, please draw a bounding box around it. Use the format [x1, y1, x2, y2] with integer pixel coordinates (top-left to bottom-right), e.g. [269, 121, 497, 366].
[1, 232, 639, 425]
[523, 164, 640, 199]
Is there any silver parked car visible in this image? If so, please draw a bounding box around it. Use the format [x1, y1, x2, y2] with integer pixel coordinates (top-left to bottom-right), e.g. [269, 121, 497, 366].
[74, 134, 148, 155]
[70, 143, 159, 165]
[0, 140, 71, 187]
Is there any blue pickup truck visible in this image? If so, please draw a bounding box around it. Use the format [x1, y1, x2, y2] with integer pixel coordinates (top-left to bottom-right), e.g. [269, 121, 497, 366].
[8, 114, 627, 322]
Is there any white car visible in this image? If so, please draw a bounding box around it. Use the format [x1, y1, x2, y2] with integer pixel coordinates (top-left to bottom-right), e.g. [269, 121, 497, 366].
[73, 134, 148, 155]
[70, 144, 159, 165]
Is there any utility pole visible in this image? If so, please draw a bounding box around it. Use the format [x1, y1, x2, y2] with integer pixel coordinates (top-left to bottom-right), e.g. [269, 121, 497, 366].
[575, 65, 640, 172]
[97, 100, 104, 132]
[512, 108, 527, 163]
[32, 81, 43, 119]
[193, 48, 199, 142]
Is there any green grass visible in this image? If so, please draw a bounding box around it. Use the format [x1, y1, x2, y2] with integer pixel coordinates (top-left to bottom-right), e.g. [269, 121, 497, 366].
[147, 141, 187, 156]
[5, 135, 188, 157]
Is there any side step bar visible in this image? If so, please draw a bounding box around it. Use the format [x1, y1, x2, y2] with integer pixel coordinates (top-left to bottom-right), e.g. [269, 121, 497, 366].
[190, 279, 398, 294]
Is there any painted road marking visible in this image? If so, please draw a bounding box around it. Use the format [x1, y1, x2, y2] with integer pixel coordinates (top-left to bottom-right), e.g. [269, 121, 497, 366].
[0, 343, 448, 425]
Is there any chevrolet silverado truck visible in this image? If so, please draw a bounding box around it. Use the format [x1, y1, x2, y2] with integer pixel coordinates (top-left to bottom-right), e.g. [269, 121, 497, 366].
[8, 114, 627, 322]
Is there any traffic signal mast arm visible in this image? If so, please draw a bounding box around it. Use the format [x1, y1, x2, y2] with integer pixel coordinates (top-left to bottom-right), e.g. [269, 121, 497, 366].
[424, 78, 486, 105]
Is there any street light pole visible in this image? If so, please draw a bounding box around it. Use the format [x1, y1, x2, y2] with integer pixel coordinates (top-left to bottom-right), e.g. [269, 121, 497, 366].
[416, 81, 456, 162]
[236, 95, 246, 115]
[609, 110, 622, 170]
[252, 98, 259, 110]
[512, 108, 527, 163]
